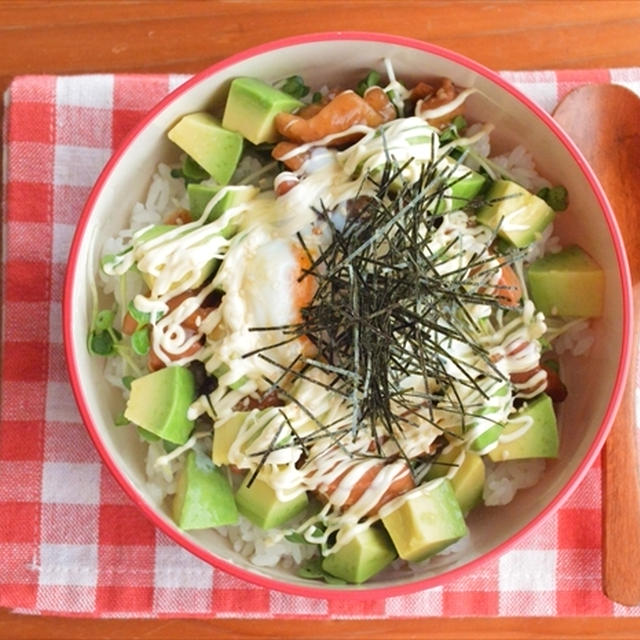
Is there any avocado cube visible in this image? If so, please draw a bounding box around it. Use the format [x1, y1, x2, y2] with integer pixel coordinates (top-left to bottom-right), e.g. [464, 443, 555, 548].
[526, 245, 604, 317]
[321, 526, 397, 584]
[488, 393, 558, 462]
[212, 409, 281, 466]
[434, 166, 486, 213]
[124, 366, 195, 445]
[168, 112, 243, 185]
[172, 450, 238, 529]
[449, 452, 485, 515]
[469, 422, 503, 453]
[476, 179, 555, 248]
[222, 77, 303, 145]
[381, 479, 468, 563]
[212, 412, 249, 466]
[187, 183, 259, 222]
[426, 447, 485, 515]
[235, 474, 308, 530]
[465, 382, 510, 452]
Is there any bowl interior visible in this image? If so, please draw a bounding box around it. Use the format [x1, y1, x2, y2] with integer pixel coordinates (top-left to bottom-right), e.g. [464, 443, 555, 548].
[65, 34, 629, 597]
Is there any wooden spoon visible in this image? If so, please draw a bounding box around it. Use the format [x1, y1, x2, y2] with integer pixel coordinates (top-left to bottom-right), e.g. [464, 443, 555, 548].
[554, 84, 640, 606]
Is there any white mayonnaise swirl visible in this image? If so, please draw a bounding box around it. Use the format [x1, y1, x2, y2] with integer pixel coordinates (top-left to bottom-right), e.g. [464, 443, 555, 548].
[115, 99, 555, 554]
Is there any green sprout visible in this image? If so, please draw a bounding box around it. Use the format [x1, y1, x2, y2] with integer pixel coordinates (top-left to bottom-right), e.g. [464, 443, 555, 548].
[537, 185, 568, 211]
[280, 75, 310, 99]
[356, 70, 381, 96]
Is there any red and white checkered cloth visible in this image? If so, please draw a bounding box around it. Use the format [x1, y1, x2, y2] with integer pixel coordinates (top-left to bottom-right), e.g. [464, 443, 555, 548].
[3, 68, 640, 619]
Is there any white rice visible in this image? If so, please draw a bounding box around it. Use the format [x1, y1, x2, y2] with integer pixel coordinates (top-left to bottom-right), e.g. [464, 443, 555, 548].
[231, 154, 268, 185]
[553, 319, 595, 356]
[103, 355, 128, 391]
[483, 458, 546, 506]
[490, 145, 551, 193]
[144, 440, 180, 504]
[218, 516, 317, 568]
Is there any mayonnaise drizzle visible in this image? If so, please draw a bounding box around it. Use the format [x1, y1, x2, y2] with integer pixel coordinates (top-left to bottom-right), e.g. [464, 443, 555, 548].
[201, 120, 550, 548]
[112, 101, 556, 554]
[416, 87, 478, 121]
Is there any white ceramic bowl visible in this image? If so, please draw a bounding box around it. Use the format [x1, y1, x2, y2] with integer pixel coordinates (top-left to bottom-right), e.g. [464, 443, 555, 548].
[64, 32, 632, 598]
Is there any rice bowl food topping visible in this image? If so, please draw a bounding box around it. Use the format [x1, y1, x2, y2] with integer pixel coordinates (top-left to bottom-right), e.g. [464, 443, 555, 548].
[88, 60, 604, 585]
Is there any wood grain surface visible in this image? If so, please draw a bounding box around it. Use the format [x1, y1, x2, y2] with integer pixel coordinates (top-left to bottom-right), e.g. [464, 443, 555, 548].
[2, 1, 640, 638]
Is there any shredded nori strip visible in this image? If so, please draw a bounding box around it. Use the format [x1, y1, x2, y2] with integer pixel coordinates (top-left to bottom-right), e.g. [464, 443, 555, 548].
[245, 149, 520, 472]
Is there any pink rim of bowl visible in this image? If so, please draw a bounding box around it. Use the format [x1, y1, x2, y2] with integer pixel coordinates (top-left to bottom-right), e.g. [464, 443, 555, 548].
[63, 31, 632, 599]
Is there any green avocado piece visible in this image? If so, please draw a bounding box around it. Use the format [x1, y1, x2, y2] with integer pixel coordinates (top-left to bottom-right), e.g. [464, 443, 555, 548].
[187, 183, 259, 221]
[235, 474, 308, 530]
[321, 526, 397, 584]
[212, 409, 280, 466]
[222, 77, 303, 145]
[172, 449, 238, 529]
[380, 478, 468, 563]
[488, 393, 558, 462]
[466, 382, 510, 452]
[434, 165, 487, 213]
[212, 405, 316, 469]
[212, 412, 249, 466]
[212, 413, 243, 466]
[124, 366, 195, 445]
[469, 420, 503, 453]
[476, 179, 555, 248]
[526, 244, 604, 317]
[426, 447, 485, 515]
[136, 426, 160, 442]
[136, 224, 176, 244]
[135, 223, 221, 291]
[182, 154, 210, 182]
[168, 112, 243, 185]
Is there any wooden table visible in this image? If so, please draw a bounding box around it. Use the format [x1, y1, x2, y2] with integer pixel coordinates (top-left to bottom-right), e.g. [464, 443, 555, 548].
[2, 1, 640, 638]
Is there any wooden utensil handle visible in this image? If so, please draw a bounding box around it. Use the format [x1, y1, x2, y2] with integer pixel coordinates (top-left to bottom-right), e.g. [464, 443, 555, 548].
[602, 311, 640, 606]
[553, 84, 640, 606]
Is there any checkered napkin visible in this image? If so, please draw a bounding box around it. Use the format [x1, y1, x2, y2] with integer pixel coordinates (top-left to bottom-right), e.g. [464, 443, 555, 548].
[3, 68, 640, 619]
